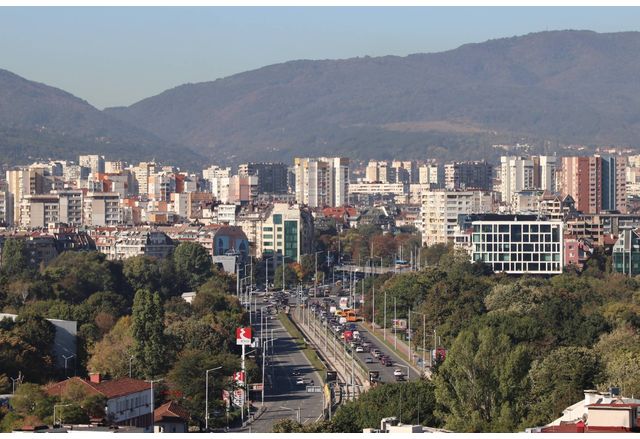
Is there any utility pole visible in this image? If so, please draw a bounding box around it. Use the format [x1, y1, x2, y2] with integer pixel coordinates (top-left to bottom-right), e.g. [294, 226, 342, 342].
[282, 253, 286, 293]
[147, 378, 163, 433]
[422, 314, 426, 373]
[408, 309, 412, 366]
[265, 256, 269, 291]
[205, 367, 222, 431]
[383, 291, 387, 341]
[394, 297, 397, 350]
[129, 355, 134, 378]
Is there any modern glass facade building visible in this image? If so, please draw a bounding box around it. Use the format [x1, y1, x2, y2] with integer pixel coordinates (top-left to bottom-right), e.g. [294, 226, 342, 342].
[471, 215, 563, 274]
[612, 228, 640, 276]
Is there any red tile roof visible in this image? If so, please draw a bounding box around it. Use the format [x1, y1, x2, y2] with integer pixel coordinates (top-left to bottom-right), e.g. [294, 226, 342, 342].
[45, 377, 151, 400]
[154, 401, 190, 423]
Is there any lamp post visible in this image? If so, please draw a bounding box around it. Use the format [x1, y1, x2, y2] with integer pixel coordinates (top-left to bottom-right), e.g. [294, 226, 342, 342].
[146, 378, 163, 433]
[205, 366, 222, 431]
[62, 354, 75, 378]
[129, 355, 134, 378]
[409, 310, 427, 373]
[10, 372, 21, 394]
[279, 406, 301, 424]
[53, 403, 73, 426]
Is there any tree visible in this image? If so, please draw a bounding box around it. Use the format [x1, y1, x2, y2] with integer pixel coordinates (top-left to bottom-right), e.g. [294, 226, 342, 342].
[10, 383, 54, 423]
[1, 238, 29, 278]
[173, 243, 212, 291]
[434, 326, 531, 432]
[123, 256, 161, 297]
[166, 350, 239, 428]
[527, 347, 601, 426]
[131, 290, 166, 379]
[273, 263, 298, 290]
[331, 380, 440, 432]
[87, 316, 134, 379]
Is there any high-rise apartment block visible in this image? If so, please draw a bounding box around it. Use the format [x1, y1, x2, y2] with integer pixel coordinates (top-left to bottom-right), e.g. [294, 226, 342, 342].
[294, 157, 349, 208]
[500, 156, 557, 203]
[418, 164, 444, 187]
[260, 203, 314, 262]
[238, 162, 288, 194]
[559, 155, 626, 214]
[79, 155, 105, 176]
[445, 161, 493, 191]
[420, 189, 494, 246]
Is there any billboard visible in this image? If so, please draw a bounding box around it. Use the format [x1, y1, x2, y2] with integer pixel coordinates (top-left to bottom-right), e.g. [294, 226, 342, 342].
[233, 371, 246, 384]
[392, 319, 407, 330]
[236, 327, 252, 345]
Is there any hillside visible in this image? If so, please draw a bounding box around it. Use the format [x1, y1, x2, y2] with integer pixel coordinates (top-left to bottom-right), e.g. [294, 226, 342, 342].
[105, 30, 640, 164]
[0, 69, 204, 167]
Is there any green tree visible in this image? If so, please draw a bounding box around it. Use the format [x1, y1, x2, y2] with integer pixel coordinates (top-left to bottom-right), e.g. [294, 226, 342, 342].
[434, 326, 531, 432]
[131, 289, 166, 378]
[273, 263, 298, 290]
[527, 347, 601, 426]
[331, 380, 440, 432]
[123, 256, 161, 297]
[87, 316, 134, 379]
[10, 383, 54, 423]
[173, 243, 212, 291]
[166, 350, 239, 428]
[1, 238, 29, 278]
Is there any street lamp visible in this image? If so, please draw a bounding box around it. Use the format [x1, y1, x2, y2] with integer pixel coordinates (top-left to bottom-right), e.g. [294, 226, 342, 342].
[62, 354, 75, 378]
[10, 372, 21, 394]
[205, 366, 222, 431]
[53, 403, 73, 426]
[128, 355, 134, 378]
[146, 378, 163, 433]
[279, 406, 301, 423]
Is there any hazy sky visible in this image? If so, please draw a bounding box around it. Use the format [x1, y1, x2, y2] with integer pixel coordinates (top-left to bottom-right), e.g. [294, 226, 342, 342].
[3, 7, 640, 109]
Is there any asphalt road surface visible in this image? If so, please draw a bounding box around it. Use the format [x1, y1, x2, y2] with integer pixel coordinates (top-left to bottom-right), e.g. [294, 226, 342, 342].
[354, 323, 419, 384]
[240, 296, 325, 433]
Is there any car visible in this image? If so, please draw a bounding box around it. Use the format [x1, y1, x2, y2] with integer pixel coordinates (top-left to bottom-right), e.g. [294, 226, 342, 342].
[371, 350, 381, 358]
[395, 375, 406, 382]
[355, 346, 364, 353]
[292, 370, 302, 376]
[295, 377, 305, 385]
[383, 358, 394, 367]
[393, 369, 404, 377]
[365, 357, 375, 363]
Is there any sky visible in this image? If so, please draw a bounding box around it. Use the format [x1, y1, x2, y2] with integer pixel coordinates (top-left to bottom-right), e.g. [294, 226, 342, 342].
[3, 6, 640, 109]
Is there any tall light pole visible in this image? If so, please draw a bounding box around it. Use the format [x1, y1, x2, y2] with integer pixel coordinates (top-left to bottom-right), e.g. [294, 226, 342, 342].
[129, 355, 134, 378]
[282, 253, 286, 293]
[62, 354, 75, 378]
[394, 297, 397, 350]
[53, 403, 73, 426]
[10, 372, 21, 394]
[205, 366, 222, 431]
[147, 378, 163, 433]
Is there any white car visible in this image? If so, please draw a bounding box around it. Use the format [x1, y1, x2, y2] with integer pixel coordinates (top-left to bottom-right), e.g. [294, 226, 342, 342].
[393, 369, 404, 377]
[355, 346, 364, 353]
[296, 377, 305, 385]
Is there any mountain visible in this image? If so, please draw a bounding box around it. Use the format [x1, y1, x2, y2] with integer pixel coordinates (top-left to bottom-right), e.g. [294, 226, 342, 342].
[0, 69, 204, 167]
[105, 30, 640, 164]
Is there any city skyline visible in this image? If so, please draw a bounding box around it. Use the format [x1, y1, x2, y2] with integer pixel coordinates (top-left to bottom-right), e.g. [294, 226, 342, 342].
[2, 7, 640, 108]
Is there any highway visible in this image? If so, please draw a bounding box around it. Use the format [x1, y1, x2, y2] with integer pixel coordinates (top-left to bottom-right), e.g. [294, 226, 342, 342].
[239, 295, 325, 433]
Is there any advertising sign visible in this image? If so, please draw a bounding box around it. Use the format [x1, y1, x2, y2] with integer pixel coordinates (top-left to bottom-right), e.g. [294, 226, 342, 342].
[392, 319, 407, 330]
[236, 327, 252, 345]
[233, 371, 246, 384]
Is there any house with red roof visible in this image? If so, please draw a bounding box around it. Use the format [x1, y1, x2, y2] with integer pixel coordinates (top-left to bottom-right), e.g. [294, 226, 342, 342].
[153, 400, 190, 433]
[45, 373, 153, 429]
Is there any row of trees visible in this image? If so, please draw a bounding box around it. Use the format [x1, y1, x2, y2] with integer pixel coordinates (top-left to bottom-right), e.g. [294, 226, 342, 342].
[0, 240, 251, 431]
[277, 242, 640, 433]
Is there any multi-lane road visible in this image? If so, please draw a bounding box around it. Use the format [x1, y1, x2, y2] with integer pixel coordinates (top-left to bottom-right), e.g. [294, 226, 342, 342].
[238, 296, 324, 433]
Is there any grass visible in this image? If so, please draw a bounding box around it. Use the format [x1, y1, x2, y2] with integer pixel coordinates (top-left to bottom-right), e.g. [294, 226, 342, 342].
[278, 312, 327, 375]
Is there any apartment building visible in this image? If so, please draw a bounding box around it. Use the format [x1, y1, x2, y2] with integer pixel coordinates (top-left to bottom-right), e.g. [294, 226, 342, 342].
[445, 160, 493, 190]
[559, 156, 602, 214]
[259, 203, 314, 262]
[294, 157, 349, 208]
[84, 192, 122, 226]
[471, 215, 563, 274]
[418, 163, 444, 187]
[6, 167, 47, 226]
[420, 189, 495, 246]
[79, 155, 105, 175]
[238, 162, 288, 194]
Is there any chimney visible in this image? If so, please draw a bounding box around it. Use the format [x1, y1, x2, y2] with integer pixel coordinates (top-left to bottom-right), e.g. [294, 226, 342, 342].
[89, 373, 102, 384]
